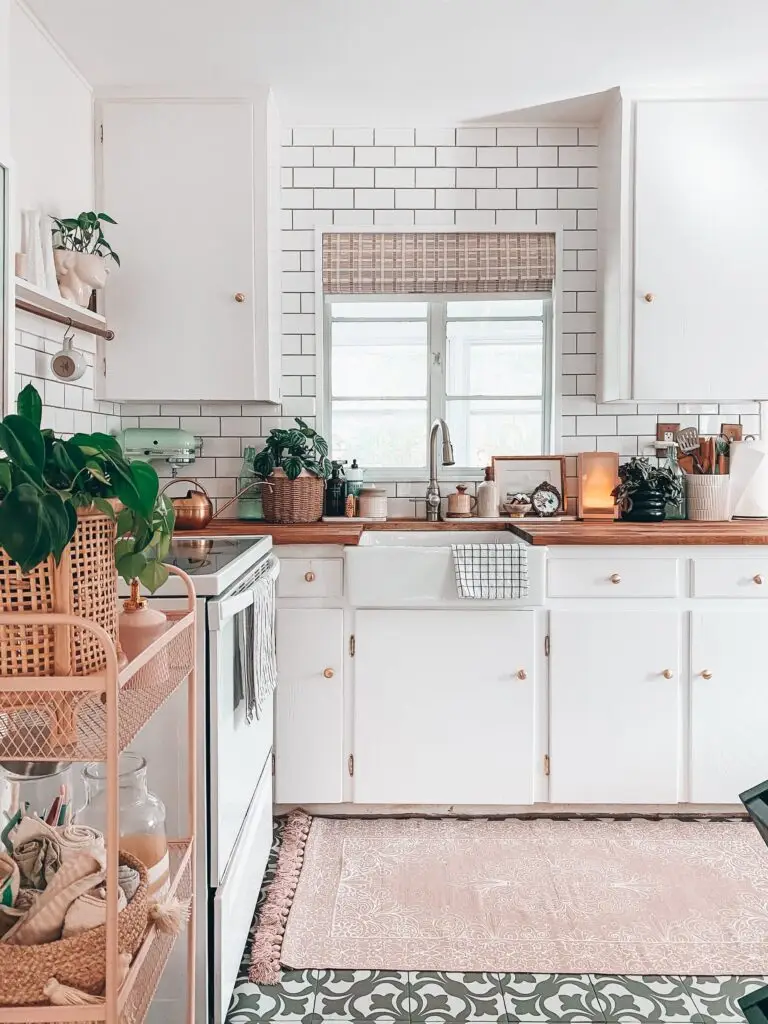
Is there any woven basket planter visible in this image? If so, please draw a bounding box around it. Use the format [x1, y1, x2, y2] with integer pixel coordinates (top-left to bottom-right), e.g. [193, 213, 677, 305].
[0, 850, 148, 1006]
[0, 506, 118, 678]
[261, 469, 325, 524]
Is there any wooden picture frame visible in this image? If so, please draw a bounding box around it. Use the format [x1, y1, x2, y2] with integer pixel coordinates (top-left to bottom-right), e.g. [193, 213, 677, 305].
[491, 455, 566, 516]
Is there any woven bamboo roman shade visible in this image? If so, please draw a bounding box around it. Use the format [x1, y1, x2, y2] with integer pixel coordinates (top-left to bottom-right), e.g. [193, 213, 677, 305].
[322, 232, 555, 294]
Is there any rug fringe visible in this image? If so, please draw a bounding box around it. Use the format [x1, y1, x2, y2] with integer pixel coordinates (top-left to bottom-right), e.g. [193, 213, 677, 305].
[248, 808, 312, 985]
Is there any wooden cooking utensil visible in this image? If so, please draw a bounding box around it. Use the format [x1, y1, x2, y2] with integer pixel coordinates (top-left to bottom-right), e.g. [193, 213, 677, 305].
[675, 427, 703, 472]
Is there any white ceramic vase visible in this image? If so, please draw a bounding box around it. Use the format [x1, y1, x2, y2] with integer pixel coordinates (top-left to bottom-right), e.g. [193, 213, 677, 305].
[685, 475, 731, 521]
[53, 251, 111, 307]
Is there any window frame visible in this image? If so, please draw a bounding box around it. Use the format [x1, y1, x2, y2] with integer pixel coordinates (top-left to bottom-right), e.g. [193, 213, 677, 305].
[320, 292, 555, 481]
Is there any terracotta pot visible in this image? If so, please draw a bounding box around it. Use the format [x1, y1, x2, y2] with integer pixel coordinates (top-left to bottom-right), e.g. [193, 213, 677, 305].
[54, 251, 111, 307]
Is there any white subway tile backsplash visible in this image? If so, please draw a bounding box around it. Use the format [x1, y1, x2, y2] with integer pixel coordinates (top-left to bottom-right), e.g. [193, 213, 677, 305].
[518, 146, 557, 167]
[293, 167, 334, 187]
[538, 127, 578, 145]
[495, 210, 537, 229]
[375, 209, 416, 226]
[415, 128, 455, 146]
[281, 146, 313, 166]
[314, 146, 353, 166]
[395, 146, 436, 166]
[334, 127, 374, 146]
[335, 167, 375, 187]
[559, 188, 598, 209]
[375, 167, 415, 188]
[375, 128, 415, 146]
[476, 188, 516, 208]
[536, 209, 577, 229]
[517, 189, 557, 209]
[436, 188, 475, 209]
[355, 188, 395, 208]
[456, 127, 497, 146]
[220, 417, 261, 436]
[333, 209, 374, 226]
[355, 146, 395, 166]
[436, 147, 476, 167]
[496, 168, 538, 188]
[314, 188, 354, 208]
[455, 167, 494, 188]
[455, 210, 496, 229]
[497, 127, 537, 146]
[477, 147, 518, 167]
[558, 146, 598, 167]
[417, 167, 457, 188]
[414, 209, 456, 225]
[396, 188, 435, 209]
[537, 167, 578, 188]
[293, 127, 333, 146]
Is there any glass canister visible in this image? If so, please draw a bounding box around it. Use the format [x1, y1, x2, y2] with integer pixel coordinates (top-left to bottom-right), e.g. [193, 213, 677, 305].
[77, 753, 169, 897]
[237, 446, 264, 520]
[664, 442, 687, 520]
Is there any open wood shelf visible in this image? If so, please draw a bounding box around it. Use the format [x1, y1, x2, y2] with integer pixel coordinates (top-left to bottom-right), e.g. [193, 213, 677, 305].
[15, 278, 114, 340]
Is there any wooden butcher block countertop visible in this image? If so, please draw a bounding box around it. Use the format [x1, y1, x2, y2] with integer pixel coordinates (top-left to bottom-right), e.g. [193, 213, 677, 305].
[507, 519, 768, 545]
[186, 518, 768, 545]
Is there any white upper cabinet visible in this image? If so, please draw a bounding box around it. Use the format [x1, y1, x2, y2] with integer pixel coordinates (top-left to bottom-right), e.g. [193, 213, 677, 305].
[599, 92, 768, 401]
[97, 93, 281, 402]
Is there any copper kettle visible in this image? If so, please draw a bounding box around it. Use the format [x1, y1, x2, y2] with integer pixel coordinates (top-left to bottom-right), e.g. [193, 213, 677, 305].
[160, 477, 214, 530]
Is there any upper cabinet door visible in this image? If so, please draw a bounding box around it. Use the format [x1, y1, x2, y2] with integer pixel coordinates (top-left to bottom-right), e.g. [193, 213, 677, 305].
[99, 98, 280, 402]
[633, 100, 768, 400]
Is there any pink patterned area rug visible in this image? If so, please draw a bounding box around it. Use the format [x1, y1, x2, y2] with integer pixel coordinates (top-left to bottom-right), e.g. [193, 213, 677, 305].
[250, 813, 768, 981]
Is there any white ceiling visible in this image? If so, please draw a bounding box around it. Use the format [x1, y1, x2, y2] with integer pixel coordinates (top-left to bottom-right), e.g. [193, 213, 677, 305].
[25, 0, 768, 124]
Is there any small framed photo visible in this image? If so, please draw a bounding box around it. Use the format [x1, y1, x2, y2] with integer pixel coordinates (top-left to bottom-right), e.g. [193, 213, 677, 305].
[656, 422, 680, 444]
[491, 455, 566, 516]
[720, 423, 743, 442]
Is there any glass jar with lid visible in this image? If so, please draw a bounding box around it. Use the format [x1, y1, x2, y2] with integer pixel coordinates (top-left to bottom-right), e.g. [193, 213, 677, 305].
[237, 446, 264, 520]
[77, 752, 169, 896]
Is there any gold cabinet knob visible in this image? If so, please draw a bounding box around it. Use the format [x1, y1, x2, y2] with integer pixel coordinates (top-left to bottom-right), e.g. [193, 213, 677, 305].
[304, 571, 316, 582]
[754, 574, 764, 585]
[609, 573, 621, 584]
[517, 669, 527, 680]
[701, 669, 713, 679]
[643, 292, 655, 303]
[662, 669, 673, 679]
[234, 292, 246, 303]
[323, 667, 334, 679]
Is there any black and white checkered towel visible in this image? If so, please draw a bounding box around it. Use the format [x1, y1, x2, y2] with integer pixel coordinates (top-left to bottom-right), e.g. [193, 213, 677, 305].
[451, 543, 529, 600]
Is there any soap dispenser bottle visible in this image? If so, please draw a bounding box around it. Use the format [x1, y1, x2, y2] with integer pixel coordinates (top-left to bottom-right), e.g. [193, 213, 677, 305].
[476, 466, 499, 518]
[324, 460, 348, 517]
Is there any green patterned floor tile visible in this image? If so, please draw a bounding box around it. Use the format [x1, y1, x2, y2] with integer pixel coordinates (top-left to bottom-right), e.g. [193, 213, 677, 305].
[682, 978, 768, 1022]
[313, 970, 411, 1020]
[499, 974, 605, 1022]
[591, 976, 701, 1022]
[227, 968, 317, 1022]
[408, 971, 507, 1021]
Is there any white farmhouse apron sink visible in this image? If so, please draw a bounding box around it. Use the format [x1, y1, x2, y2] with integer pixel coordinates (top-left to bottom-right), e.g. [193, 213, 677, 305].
[345, 530, 545, 606]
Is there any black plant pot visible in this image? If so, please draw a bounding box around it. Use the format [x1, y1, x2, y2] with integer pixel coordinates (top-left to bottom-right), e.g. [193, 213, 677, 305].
[621, 487, 667, 523]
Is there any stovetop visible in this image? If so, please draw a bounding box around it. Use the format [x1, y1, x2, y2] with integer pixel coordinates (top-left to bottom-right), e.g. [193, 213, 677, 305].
[165, 537, 259, 576]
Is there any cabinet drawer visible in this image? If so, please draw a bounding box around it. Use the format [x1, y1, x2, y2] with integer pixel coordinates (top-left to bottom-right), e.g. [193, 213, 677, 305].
[692, 558, 768, 598]
[548, 558, 679, 598]
[277, 557, 343, 598]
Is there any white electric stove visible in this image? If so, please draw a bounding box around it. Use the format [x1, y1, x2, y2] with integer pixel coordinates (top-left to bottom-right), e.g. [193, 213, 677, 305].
[121, 535, 278, 1024]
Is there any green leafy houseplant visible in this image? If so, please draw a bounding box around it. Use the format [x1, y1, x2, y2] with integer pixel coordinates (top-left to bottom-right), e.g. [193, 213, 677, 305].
[253, 418, 332, 480]
[612, 456, 683, 522]
[0, 384, 173, 590]
[52, 211, 121, 267]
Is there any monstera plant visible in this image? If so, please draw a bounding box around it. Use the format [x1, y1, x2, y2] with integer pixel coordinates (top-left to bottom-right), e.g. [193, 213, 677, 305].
[0, 384, 174, 590]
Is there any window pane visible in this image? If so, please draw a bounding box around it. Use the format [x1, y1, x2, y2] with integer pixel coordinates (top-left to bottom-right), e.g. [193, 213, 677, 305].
[447, 320, 543, 396]
[332, 400, 427, 468]
[330, 301, 428, 319]
[446, 399, 543, 466]
[447, 299, 544, 318]
[332, 320, 428, 397]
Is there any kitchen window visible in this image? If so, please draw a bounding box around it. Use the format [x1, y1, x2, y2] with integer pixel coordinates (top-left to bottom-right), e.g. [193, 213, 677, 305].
[323, 294, 553, 476]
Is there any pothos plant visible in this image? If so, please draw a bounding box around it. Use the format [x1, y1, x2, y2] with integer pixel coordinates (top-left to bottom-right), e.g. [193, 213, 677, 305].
[52, 211, 121, 267]
[612, 456, 683, 512]
[253, 418, 332, 480]
[0, 384, 173, 590]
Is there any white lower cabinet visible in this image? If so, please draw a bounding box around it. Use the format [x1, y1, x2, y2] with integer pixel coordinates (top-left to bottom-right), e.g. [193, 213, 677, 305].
[353, 609, 536, 805]
[549, 610, 681, 804]
[690, 610, 768, 804]
[275, 608, 345, 804]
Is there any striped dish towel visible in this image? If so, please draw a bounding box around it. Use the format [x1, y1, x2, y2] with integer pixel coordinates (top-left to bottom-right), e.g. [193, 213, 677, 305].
[451, 543, 529, 599]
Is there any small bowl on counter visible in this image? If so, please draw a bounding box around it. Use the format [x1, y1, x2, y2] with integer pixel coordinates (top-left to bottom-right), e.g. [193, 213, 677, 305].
[502, 495, 533, 518]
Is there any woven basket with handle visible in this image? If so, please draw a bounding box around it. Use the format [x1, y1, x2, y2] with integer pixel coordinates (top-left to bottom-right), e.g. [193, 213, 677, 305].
[261, 469, 325, 524]
[0, 506, 118, 679]
[0, 850, 148, 1006]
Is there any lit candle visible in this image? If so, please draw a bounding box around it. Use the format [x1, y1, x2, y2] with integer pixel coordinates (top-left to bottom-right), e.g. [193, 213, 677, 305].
[578, 452, 619, 520]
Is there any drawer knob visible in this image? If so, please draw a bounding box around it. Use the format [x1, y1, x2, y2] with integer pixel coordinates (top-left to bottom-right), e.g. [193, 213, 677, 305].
[754, 574, 764, 585]
[516, 669, 527, 681]
[701, 669, 713, 680]
[323, 667, 334, 679]
[662, 669, 673, 679]
[234, 292, 246, 303]
[643, 292, 655, 303]
[609, 573, 621, 584]
[304, 571, 316, 582]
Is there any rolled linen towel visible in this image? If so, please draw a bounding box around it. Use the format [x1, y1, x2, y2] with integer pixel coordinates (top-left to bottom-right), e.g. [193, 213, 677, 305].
[57, 824, 105, 861]
[61, 884, 127, 938]
[118, 864, 140, 902]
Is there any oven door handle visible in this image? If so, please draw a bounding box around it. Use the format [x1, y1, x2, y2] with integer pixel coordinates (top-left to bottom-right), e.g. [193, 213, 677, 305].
[209, 589, 254, 630]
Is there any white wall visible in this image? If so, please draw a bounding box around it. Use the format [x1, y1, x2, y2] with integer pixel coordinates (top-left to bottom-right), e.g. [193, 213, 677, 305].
[0, 0, 10, 155]
[7, 2, 118, 434]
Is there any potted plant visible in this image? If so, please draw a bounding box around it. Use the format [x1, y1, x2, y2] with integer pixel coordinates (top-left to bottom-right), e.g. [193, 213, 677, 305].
[0, 384, 173, 676]
[612, 456, 683, 523]
[51, 211, 120, 307]
[253, 418, 332, 524]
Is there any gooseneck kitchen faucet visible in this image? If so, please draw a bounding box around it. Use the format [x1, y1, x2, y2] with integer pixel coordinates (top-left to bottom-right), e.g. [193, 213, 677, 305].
[425, 418, 455, 521]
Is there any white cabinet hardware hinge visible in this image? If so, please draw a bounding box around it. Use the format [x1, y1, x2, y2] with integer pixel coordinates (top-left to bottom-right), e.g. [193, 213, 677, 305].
[99, 124, 103, 143]
[347, 754, 354, 776]
[271, 751, 275, 775]
[349, 635, 355, 657]
[544, 635, 550, 657]
[544, 754, 550, 776]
